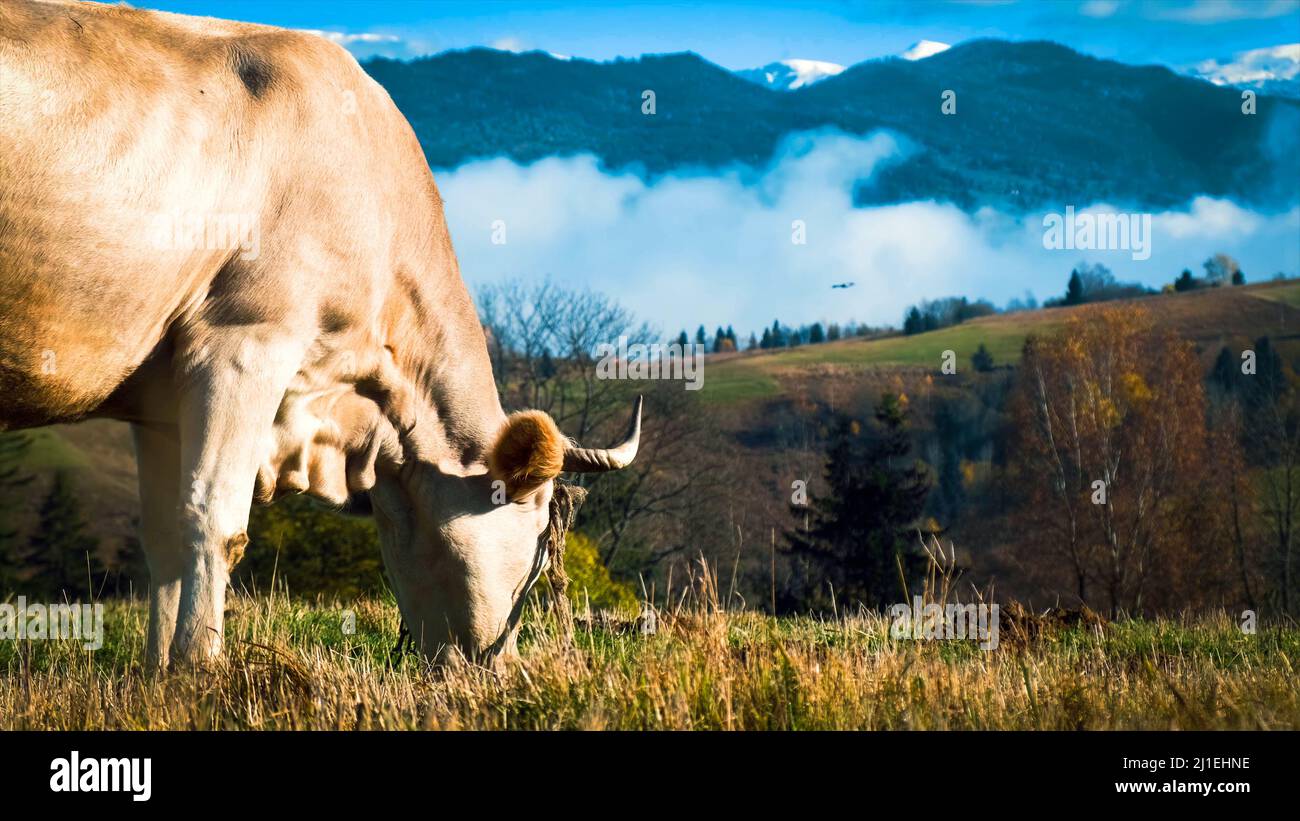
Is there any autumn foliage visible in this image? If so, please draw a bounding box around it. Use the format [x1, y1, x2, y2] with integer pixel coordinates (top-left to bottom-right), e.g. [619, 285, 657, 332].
[1006, 306, 1215, 616]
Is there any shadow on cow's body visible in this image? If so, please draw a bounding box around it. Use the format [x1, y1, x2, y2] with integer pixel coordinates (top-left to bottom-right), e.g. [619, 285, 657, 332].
[0, 0, 639, 668]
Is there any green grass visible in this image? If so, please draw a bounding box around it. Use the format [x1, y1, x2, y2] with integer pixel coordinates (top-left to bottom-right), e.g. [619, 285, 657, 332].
[704, 316, 1056, 404]
[2, 594, 1296, 730]
[17, 428, 89, 470]
[698, 364, 782, 403]
[1248, 280, 1300, 308]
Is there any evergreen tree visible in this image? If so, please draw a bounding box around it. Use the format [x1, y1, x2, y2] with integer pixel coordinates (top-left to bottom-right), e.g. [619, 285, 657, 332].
[785, 394, 931, 610]
[712, 326, 726, 353]
[20, 471, 104, 599]
[676, 330, 689, 348]
[770, 320, 786, 348]
[1174, 269, 1197, 292]
[1244, 336, 1286, 410]
[1064, 270, 1085, 305]
[0, 432, 34, 589]
[903, 306, 924, 335]
[747, 332, 759, 350]
[971, 342, 995, 372]
[809, 322, 826, 344]
[1211, 345, 1238, 395]
[1232, 269, 1246, 286]
[827, 323, 841, 341]
[695, 325, 707, 347]
[760, 327, 772, 349]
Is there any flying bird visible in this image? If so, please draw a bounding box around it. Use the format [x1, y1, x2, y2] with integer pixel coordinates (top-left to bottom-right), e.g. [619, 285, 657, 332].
[831, 282, 856, 289]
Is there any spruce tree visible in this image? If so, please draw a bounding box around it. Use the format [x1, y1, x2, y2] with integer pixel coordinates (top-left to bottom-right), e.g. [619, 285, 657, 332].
[0, 432, 34, 589]
[903, 306, 924, 335]
[786, 394, 931, 610]
[20, 471, 104, 599]
[1064, 270, 1085, 305]
[1211, 346, 1238, 395]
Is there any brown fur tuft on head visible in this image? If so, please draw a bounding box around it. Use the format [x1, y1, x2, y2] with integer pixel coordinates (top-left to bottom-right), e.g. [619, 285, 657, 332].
[488, 410, 566, 498]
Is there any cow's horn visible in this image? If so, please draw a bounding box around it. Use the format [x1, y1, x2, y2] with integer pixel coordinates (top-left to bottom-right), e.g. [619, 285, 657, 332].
[563, 396, 642, 472]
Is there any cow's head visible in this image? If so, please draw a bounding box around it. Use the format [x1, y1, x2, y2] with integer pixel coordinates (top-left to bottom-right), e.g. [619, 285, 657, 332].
[367, 396, 641, 662]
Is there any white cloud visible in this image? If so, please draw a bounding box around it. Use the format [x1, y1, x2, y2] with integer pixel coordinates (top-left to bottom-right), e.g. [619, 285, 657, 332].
[436, 131, 1300, 335]
[1191, 43, 1300, 85]
[295, 28, 421, 60]
[297, 30, 402, 46]
[1080, 0, 1120, 18]
[1153, 0, 1299, 24]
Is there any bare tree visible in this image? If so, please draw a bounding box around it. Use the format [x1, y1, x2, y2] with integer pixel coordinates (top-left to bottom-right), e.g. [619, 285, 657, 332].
[478, 281, 727, 577]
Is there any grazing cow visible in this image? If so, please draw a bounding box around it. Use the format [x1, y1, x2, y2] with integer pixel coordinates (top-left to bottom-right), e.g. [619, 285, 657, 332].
[0, 0, 640, 666]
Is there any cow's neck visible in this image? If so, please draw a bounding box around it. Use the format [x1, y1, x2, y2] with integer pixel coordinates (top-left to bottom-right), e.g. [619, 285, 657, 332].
[381, 256, 506, 470]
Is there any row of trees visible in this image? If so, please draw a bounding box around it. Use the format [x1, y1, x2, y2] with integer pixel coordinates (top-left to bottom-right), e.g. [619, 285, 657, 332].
[1047, 262, 1151, 307]
[674, 320, 882, 353]
[902, 296, 998, 335]
[1172, 253, 1247, 292]
[1045, 255, 1249, 310]
[673, 253, 1260, 358]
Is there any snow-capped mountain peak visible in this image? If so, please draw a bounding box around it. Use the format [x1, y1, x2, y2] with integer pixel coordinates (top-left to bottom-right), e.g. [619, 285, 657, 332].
[1187, 43, 1300, 99]
[900, 40, 951, 61]
[736, 59, 845, 91]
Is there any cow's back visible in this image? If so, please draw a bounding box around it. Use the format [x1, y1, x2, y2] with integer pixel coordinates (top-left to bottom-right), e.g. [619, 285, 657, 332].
[0, 0, 445, 430]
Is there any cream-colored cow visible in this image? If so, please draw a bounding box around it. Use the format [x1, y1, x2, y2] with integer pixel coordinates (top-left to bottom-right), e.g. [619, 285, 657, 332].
[0, 0, 639, 667]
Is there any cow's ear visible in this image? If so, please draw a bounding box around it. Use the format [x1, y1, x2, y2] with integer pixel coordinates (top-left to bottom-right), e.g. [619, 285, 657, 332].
[488, 410, 566, 498]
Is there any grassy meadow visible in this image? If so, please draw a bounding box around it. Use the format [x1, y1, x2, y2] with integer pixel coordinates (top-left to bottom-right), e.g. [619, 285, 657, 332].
[5, 280, 1300, 731]
[705, 279, 1300, 403]
[2, 588, 1296, 730]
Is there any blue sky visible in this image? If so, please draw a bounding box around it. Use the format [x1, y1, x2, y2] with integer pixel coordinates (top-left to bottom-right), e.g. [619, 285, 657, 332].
[143, 0, 1299, 70]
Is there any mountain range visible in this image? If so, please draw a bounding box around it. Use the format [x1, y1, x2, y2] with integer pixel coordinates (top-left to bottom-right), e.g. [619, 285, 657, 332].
[736, 58, 845, 91]
[362, 39, 1300, 212]
[735, 41, 951, 91]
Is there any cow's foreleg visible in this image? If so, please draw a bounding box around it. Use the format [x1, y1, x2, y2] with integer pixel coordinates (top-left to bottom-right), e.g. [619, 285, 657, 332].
[171, 334, 304, 664]
[132, 422, 184, 672]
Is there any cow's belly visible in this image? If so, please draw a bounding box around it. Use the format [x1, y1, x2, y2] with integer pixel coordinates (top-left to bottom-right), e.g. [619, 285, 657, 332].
[0, 268, 169, 428]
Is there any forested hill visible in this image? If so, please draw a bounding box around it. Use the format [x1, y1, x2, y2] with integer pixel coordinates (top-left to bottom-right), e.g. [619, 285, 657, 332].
[362, 39, 1300, 212]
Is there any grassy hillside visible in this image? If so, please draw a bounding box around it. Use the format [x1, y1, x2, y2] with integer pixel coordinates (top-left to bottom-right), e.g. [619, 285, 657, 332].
[2, 594, 1295, 730]
[705, 279, 1300, 403]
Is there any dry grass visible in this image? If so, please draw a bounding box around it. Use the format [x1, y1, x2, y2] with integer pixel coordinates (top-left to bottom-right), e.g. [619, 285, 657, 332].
[2, 565, 1296, 730]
